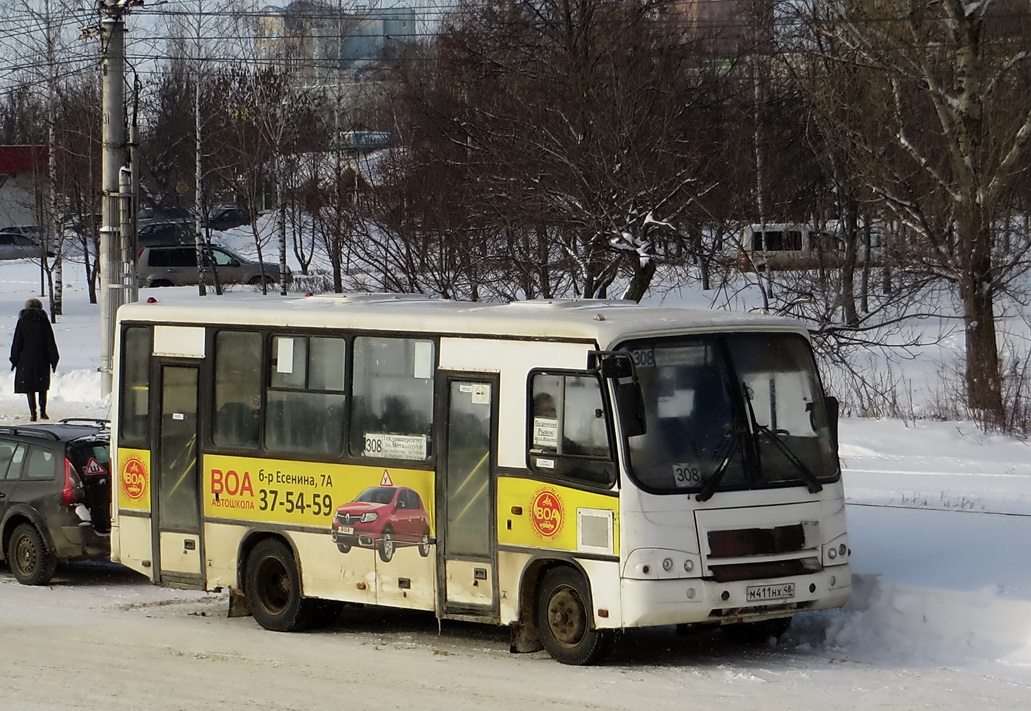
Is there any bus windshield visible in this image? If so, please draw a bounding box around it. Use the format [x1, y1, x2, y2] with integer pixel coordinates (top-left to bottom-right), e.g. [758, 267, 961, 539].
[620, 333, 839, 496]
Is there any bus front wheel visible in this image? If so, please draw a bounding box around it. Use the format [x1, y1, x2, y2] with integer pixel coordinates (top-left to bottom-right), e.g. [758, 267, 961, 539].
[245, 538, 317, 632]
[536, 566, 612, 665]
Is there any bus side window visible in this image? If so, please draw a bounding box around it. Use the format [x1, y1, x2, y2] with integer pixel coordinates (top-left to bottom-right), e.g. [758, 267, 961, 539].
[264, 335, 347, 458]
[119, 325, 152, 446]
[213, 331, 262, 449]
[529, 372, 614, 486]
[350, 337, 435, 460]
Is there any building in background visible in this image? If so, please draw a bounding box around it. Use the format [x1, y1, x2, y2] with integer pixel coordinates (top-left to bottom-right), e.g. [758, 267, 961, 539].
[257, 2, 417, 136]
[0, 146, 50, 228]
[661, 0, 772, 57]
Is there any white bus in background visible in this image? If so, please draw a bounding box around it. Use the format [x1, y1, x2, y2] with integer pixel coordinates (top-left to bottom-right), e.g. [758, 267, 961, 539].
[740, 222, 882, 271]
[109, 294, 851, 665]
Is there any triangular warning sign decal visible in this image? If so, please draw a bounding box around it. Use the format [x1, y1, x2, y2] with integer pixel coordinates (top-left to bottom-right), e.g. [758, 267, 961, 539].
[84, 458, 108, 476]
[380, 469, 393, 486]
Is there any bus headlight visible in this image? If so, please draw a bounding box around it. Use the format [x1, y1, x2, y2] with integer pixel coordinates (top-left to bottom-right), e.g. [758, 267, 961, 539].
[822, 533, 849, 566]
[623, 549, 702, 580]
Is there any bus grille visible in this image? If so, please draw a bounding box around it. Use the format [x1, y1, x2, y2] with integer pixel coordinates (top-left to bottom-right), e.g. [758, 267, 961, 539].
[707, 524, 806, 558]
[708, 557, 820, 583]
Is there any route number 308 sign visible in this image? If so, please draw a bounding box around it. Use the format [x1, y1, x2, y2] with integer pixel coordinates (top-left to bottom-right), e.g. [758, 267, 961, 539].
[672, 462, 702, 487]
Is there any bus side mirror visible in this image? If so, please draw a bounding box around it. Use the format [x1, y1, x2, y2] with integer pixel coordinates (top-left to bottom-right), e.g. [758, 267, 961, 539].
[616, 382, 647, 437]
[588, 351, 634, 379]
[825, 396, 839, 447]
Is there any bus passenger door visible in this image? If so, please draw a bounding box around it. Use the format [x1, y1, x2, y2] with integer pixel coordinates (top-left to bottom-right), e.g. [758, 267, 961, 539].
[152, 363, 203, 588]
[438, 375, 498, 617]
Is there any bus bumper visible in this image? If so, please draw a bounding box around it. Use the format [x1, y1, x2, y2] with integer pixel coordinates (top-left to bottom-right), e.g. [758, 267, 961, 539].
[618, 565, 851, 628]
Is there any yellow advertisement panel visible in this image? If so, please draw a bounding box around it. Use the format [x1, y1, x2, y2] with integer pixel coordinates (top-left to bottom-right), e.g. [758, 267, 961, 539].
[497, 477, 618, 554]
[117, 448, 151, 512]
[202, 454, 434, 533]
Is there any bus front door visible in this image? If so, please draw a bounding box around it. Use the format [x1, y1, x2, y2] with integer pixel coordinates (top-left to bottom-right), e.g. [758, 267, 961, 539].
[152, 363, 203, 588]
[439, 376, 498, 617]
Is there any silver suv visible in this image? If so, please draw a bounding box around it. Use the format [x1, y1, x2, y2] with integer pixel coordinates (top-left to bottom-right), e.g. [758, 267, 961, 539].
[137, 244, 289, 288]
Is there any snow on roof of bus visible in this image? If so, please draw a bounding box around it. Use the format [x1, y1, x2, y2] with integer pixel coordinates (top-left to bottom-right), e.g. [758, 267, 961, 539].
[118, 293, 805, 344]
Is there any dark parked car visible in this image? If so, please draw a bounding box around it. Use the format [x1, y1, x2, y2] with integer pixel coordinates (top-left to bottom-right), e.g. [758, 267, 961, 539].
[0, 231, 54, 260]
[205, 206, 251, 231]
[137, 221, 196, 246]
[331, 485, 431, 562]
[0, 419, 111, 585]
[138, 206, 195, 225]
[137, 244, 289, 288]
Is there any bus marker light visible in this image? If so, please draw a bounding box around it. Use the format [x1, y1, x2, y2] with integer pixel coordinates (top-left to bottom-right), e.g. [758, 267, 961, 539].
[642, 565, 650, 575]
[809, 583, 816, 593]
[357, 582, 367, 591]
[597, 609, 609, 618]
[839, 544, 848, 556]
[720, 590, 730, 601]
[511, 506, 523, 515]
[830, 575, 837, 587]
[146, 297, 157, 303]
[686, 588, 696, 600]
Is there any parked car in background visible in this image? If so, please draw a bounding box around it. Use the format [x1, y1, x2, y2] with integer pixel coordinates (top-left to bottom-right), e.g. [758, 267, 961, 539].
[137, 244, 289, 288]
[137, 221, 195, 246]
[0, 232, 53, 260]
[138, 206, 195, 225]
[205, 206, 250, 231]
[1, 224, 41, 237]
[0, 419, 111, 585]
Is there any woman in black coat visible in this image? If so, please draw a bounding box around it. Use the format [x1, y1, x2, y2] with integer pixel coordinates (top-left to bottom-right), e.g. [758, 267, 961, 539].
[10, 298, 60, 421]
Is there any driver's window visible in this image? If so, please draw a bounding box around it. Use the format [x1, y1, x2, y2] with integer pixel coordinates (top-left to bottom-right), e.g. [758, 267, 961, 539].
[528, 372, 614, 486]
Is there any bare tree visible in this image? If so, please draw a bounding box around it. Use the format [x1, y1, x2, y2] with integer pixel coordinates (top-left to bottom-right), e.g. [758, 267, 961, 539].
[394, 0, 737, 301]
[786, 0, 1031, 424]
[0, 0, 92, 317]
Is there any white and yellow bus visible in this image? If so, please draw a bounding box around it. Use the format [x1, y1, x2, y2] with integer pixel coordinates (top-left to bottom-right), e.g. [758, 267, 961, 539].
[110, 294, 850, 664]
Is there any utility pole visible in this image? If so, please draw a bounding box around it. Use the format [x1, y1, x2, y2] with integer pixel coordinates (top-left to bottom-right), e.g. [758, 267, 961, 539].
[93, 0, 141, 396]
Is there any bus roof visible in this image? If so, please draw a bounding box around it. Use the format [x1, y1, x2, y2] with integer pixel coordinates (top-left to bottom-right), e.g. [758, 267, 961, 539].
[116, 294, 809, 348]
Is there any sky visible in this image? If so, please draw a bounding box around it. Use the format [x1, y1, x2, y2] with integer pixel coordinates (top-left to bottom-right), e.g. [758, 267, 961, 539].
[0, 236, 1029, 697]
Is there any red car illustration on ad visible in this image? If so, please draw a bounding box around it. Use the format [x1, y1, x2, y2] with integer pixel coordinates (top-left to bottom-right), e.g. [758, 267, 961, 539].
[331, 485, 431, 562]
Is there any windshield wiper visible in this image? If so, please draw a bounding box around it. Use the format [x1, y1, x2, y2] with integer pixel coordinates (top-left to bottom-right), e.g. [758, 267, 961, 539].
[695, 430, 740, 502]
[741, 382, 823, 494]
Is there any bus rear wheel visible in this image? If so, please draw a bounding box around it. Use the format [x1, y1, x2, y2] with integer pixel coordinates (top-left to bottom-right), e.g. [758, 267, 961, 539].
[536, 566, 612, 665]
[245, 538, 317, 632]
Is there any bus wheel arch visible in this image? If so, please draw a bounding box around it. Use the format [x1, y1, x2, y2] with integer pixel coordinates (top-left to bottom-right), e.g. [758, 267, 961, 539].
[535, 564, 613, 665]
[241, 534, 318, 632]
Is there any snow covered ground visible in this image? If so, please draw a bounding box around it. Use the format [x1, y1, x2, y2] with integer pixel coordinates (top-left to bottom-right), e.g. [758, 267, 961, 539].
[1, 255, 1030, 708]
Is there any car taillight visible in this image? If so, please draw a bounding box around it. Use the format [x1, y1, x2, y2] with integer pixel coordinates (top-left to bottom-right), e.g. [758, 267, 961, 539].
[62, 459, 85, 506]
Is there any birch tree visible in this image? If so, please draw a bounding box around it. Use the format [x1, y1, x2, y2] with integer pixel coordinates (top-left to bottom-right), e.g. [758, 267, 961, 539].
[788, 0, 1031, 424]
[0, 0, 91, 317]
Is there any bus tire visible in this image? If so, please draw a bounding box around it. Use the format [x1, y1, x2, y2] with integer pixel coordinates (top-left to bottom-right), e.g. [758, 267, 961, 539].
[245, 538, 317, 632]
[722, 617, 792, 644]
[8, 523, 57, 586]
[378, 527, 395, 563]
[536, 566, 612, 665]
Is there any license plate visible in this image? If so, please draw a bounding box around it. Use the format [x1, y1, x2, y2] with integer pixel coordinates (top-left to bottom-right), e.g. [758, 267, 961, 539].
[338, 526, 354, 535]
[746, 583, 795, 602]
